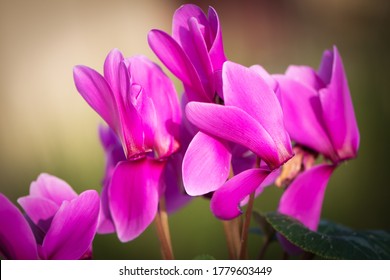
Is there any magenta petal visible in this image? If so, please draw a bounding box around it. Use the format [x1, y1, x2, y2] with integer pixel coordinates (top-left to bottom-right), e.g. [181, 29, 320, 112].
[99, 124, 120, 151]
[0, 194, 38, 260]
[172, 4, 210, 48]
[163, 153, 193, 214]
[230, 144, 256, 175]
[41, 190, 99, 260]
[278, 164, 335, 231]
[285, 65, 325, 90]
[319, 46, 360, 160]
[249, 65, 278, 91]
[97, 185, 115, 234]
[109, 159, 165, 242]
[239, 167, 279, 207]
[208, 6, 227, 72]
[73, 65, 118, 130]
[129, 56, 181, 158]
[187, 17, 214, 96]
[223, 62, 293, 164]
[182, 132, 231, 196]
[29, 173, 78, 206]
[103, 48, 124, 98]
[148, 30, 209, 102]
[318, 49, 333, 85]
[274, 75, 336, 159]
[211, 168, 270, 220]
[17, 196, 59, 233]
[116, 62, 145, 158]
[186, 102, 284, 169]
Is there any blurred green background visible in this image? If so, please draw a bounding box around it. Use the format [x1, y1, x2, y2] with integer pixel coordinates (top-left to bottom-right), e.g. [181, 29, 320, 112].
[0, 0, 389, 259]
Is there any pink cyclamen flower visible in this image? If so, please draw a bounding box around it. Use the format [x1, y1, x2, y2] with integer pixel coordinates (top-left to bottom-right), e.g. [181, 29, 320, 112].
[148, 4, 226, 102]
[184, 61, 293, 220]
[96, 125, 192, 235]
[73, 50, 182, 242]
[274, 46, 360, 236]
[0, 174, 99, 260]
[148, 4, 267, 215]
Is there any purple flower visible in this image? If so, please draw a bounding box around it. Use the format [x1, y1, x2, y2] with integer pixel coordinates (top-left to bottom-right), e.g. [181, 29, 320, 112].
[96, 125, 192, 235]
[74, 50, 181, 159]
[0, 174, 99, 260]
[73, 50, 182, 241]
[183, 61, 293, 219]
[274, 46, 360, 235]
[148, 4, 226, 102]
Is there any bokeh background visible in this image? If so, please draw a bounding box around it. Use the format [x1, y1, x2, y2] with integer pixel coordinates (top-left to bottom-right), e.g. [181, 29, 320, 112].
[0, 0, 389, 259]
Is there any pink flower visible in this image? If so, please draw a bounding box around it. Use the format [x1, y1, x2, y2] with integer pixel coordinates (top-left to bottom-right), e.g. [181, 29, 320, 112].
[274, 46, 360, 237]
[0, 174, 99, 260]
[183, 61, 293, 219]
[73, 50, 183, 242]
[148, 4, 227, 102]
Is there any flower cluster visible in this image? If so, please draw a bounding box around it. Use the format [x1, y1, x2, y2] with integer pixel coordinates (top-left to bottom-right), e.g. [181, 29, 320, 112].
[0, 4, 359, 259]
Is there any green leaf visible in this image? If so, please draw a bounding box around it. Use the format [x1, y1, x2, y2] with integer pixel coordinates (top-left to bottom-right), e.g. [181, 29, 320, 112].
[193, 254, 216, 260]
[264, 212, 390, 260]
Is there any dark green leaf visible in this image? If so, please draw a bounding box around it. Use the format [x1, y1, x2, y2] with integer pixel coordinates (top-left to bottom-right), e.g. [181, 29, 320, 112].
[264, 212, 390, 260]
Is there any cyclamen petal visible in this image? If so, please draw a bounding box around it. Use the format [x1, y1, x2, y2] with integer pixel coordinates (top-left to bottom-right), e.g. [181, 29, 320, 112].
[285, 65, 325, 91]
[116, 61, 145, 158]
[129, 56, 181, 158]
[17, 196, 59, 233]
[109, 159, 165, 242]
[103, 48, 125, 99]
[318, 49, 333, 85]
[73, 65, 118, 130]
[239, 167, 281, 207]
[223, 62, 292, 164]
[172, 4, 211, 54]
[164, 153, 193, 214]
[182, 131, 231, 196]
[97, 185, 115, 234]
[187, 17, 214, 95]
[41, 190, 100, 260]
[274, 75, 336, 159]
[149, 4, 227, 101]
[148, 30, 208, 102]
[0, 194, 38, 260]
[28, 173, 78, 206]
[186, 102, 285, 169]
[278, 164, 335, 231]
[230, 144, 256, 175]
[318, 46, 360, 161]
[211, 168, 270, 220]
[208, 6, 227, 72]
[249, 65, 278, 91]
[75, 51, 181, 160]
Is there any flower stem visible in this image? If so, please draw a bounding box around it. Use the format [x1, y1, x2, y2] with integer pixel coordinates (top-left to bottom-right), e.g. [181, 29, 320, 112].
[159, 196, 173, 255]
[239, 192, 255, 259]
[222, 220, 236, 259]
[222, 218, 241, 259]
[154, 197, 174, 260]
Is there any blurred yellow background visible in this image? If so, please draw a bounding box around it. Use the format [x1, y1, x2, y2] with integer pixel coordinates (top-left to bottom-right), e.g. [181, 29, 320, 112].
[0, 0, 389, 259]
